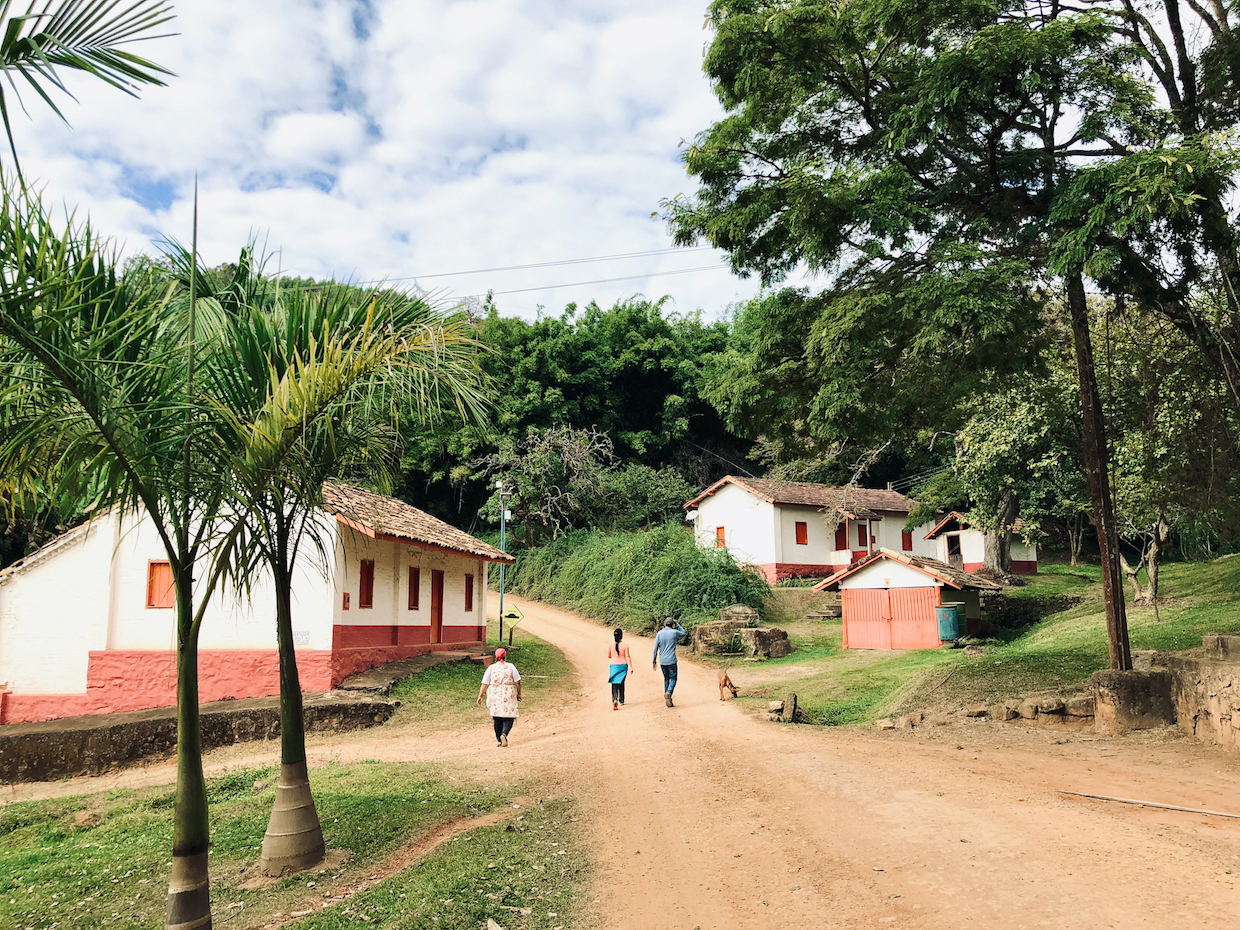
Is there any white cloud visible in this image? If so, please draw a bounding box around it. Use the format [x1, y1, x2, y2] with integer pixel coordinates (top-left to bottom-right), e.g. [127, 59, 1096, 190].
[7, 0, 803, 319]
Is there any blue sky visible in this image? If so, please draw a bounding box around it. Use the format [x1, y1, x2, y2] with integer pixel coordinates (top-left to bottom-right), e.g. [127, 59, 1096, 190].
[13, 0, 803, 319]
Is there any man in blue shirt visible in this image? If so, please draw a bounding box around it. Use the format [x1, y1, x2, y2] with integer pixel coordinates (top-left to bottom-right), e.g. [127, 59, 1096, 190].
[652, 617, 687, 707]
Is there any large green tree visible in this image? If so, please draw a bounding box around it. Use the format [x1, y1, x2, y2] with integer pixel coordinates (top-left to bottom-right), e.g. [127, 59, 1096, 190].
[667, 0, 1240, 669]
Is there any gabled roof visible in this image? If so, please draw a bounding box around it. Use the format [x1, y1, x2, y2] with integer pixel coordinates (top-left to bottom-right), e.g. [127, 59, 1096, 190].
[322, 481, 514, 563]
[923, 511, 1027, 541]
[812, 548, 1003, 593]
[684, 476, 917, 516]
[0, 513, 109, 586]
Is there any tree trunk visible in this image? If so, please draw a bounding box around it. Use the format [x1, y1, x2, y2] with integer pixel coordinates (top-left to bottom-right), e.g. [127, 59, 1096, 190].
[1148, 511, 1171, 621]
[1119, 550, 1150, 603]
[259, 551, 325, 876]
[1067, 512, 1085, 567]
[166, 572, 212, 930]
[1066, 275, 1132, 670]
[981, 491, 1018, 574]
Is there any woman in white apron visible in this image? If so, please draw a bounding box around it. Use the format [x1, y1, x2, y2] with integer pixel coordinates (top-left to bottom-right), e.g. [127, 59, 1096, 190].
[477, 647, 522, 746]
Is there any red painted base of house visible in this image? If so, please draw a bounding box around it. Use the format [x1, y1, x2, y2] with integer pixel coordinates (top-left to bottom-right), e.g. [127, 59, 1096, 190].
[755, 562, 841, 583]
[0, 624, 487, 726]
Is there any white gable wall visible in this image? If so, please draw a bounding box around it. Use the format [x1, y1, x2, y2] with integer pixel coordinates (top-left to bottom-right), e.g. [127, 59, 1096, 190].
[775, 504, 838, 565]
[693, 482, 777, 565]
[839, 559, 946, 590]
[0, 516, 117, 694]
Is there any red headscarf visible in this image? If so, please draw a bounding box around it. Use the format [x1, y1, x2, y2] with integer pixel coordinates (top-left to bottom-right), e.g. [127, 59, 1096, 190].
[495, 648, 506, 660]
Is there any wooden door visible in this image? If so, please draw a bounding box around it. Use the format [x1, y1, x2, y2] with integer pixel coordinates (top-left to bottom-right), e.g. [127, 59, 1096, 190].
[430, 570, 444, 644]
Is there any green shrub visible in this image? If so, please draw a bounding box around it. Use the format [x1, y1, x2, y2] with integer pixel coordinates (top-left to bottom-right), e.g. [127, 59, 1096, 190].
[497, 522, 769, 630]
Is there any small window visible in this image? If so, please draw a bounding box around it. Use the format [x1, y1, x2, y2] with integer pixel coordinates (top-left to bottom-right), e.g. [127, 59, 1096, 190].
[359, 559, 375, 609]
[835, 524, 848, 550]
[465, 573, 474, 612]
[795, 521, 808, 545]
[408, 566, 420, 610]
[901, 530, 913, 551]
[146, 561, 174, 609]
[715, 526, 726, 548]
[857, 525, 868, 547]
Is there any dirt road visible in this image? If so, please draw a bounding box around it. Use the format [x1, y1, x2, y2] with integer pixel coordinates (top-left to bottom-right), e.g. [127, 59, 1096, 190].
[10, 596, 1240, 929]
[492, 596, 1240, 930]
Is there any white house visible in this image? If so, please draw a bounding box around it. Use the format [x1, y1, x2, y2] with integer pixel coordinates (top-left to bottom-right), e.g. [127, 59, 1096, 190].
[923, 511, 1038, 574]
[684, 476, 939, 583]
[0, 481, 513, 726]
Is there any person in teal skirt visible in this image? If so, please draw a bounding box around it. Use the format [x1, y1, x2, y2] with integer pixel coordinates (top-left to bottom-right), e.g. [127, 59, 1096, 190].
[608, 628, 632, 710]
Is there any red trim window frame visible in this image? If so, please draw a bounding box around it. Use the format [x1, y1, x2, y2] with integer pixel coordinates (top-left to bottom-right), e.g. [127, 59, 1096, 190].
[408, 566, 420, 610]
[901, 530, 914, 551]
[464, 573, 474, 612]
[834, 523, 848, 550]
[359, 559, 375, 609]
[857, 525, 868, 548]
[715, 526, 726, 549]
[146, 560, 174, 609]
[795, 521, 808, 546]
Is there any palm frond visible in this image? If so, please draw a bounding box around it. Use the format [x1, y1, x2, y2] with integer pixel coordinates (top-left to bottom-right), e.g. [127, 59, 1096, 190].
[0, 0, 174, 172]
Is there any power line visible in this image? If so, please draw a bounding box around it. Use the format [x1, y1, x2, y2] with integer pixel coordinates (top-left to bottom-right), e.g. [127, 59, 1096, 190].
[289, 246, 715, 289]
[403, 246, 713, 281]
[469, 264, 729, 297]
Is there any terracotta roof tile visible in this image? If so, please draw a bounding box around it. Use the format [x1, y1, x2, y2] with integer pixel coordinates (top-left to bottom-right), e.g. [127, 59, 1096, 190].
[812, 548, 1002, 592]
[322, 481, 514, 563]
[685, 476, 917, 515]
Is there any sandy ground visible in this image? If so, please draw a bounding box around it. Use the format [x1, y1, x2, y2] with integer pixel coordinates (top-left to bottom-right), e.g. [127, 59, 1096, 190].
[10, 595, 1240, 929]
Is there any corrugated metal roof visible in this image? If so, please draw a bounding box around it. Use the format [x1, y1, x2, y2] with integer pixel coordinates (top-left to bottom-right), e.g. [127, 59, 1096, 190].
[684, 476, 917, 515]
[812, 548, 1003, 592]
[322, 481, 514, 563]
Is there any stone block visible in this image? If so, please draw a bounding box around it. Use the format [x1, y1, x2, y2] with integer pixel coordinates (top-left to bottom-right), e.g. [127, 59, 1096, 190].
[1203, 635, 1240, 661]
[719, 604, 760, 625]
[1065, 694, 1095, 717]
[1016, 700, 1039, 719]
[768, 701, 786, 713]
[896, 713, 923, 729]
[963, 704, 989, 718]
[691, 620, 745, 655]
[1037, 697, 1066, 715]
[736, 627, 795, 658]
[877, 718, 896, 730]
[992, 702, 1019, 721]
[1093, 669, 1176, 735]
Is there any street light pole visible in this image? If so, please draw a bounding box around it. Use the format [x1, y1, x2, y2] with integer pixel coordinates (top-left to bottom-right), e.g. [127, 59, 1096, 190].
[496, 479, 511, 645]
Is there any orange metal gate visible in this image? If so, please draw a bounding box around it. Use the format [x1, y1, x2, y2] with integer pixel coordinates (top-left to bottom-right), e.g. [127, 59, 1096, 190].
[842, 586, 943, 650]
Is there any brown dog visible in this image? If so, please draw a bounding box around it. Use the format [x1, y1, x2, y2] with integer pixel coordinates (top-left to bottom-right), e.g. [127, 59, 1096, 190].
[718, 669, 739, 701]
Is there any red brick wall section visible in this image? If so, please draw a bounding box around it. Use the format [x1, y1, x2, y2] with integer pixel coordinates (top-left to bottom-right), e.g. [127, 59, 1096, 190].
[0, 625, 488, 725]
[755, 562, 849, 583]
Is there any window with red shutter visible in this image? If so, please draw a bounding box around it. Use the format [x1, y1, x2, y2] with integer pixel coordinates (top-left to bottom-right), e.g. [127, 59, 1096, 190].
[146, 561, 174, 609]
[834, 523, 848, 550]
[408, 566, 420, 610]
[465, 573, 474, 612]
[715, 526, 726, 548]
[359, 559, 375, 609]
[795, 521, 808, 545]
[901, 530, 913, 551]
[857, 525, 868, 547]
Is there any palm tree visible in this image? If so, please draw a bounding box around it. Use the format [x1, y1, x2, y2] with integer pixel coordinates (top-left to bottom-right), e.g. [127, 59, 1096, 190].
[0, 189, 483, 927]
[208, 270, 485, 874]
[0, 0, 174, 174]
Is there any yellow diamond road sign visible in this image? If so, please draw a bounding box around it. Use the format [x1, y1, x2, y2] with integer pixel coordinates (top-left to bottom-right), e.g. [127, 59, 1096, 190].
[501, 606, 524, 626]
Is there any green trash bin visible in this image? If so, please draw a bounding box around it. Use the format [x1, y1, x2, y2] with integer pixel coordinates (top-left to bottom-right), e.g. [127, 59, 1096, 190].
[935, 604, 960, 641]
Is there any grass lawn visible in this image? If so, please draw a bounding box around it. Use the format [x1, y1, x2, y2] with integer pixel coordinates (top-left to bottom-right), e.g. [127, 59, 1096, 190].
[729, 554, 1240, 725]
[2, 630, 587, 930]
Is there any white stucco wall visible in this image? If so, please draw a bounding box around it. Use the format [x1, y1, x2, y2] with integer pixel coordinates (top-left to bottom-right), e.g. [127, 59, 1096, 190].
[1012, 538, 1038, 562]
[0, 516, 117, 693]
[334, 526, 484, 630]
[775, 504, 839, 564]
[839, 559, 945, 590]
[935, 530, 987, 564]
[693, 483, 777, 565]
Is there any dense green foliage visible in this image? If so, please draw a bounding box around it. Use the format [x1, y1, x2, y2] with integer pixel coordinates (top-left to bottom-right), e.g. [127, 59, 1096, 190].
[501, 523, 769, 630]
[397, 297, 751, 537]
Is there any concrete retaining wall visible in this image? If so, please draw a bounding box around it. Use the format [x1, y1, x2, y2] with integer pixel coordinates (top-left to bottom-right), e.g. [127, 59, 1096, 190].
[0, 692, 398, 784]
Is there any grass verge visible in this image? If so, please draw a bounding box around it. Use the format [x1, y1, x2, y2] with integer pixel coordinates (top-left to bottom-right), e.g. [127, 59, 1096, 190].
[716, 555, 1240, 725]
[389, 623, 574, 733]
